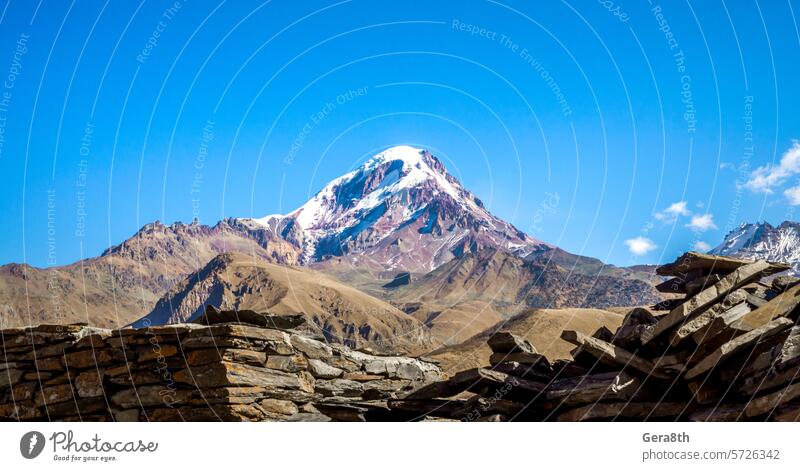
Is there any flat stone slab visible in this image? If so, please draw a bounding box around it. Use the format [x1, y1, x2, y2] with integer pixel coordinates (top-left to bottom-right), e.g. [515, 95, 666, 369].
[487, 331, 536, 354]
[562, 330, 669, 379]
[642, 260, 774, 344]
[196, 305, 306, 330]
[685, 317, 794, 380]
[656, 251, 788, 277]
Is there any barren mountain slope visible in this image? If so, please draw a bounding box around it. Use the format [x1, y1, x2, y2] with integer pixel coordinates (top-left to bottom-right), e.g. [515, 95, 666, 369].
[133, 252, 434, 355]
[385, 248, 661, 315]
[400, 299, 504, 346]
[0, 220, 297, 328]
[428, 307, 624, 373]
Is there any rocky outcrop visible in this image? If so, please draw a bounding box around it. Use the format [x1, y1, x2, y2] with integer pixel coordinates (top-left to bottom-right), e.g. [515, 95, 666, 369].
[392, 252, 800, 421]
[0, 311, 441, 422]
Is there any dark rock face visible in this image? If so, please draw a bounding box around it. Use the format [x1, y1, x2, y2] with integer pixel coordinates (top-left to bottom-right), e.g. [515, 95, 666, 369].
[383, 272, 411, 289]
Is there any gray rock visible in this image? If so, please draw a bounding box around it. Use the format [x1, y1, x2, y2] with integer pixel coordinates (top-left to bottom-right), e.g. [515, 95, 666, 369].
[290, 334, 332, 359]
[307, 359, 343, 379]
[314, 379, 364, 397]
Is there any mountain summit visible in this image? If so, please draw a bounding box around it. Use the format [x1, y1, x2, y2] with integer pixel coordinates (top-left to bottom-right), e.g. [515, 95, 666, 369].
[243, 146, 546, 272]
[0, 145, 656, 333]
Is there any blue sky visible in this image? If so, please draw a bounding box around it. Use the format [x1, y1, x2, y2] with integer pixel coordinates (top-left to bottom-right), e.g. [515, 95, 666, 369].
[0, 0, 799, 268]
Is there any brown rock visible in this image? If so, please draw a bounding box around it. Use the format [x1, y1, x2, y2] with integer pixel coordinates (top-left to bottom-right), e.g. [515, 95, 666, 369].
[174, 361, 304, 390]
[487, 331, 536, 354]
[259, 398, 299, 416]
[0, 368, 23, 389]
[561, 330, 669, 379]
[731, 282, 800, 331]
[314, 379, 365, 397]
[186, 348, 266, 366]
[772, 275, 800, 293]
[197, 305, 306, 330]
[115, 409, 141, 422]
[685, 273, 723, 296]
[137, 344, 178, 362]
[33, 356, 64, 371]
[35, 383, 74, 407]
[489, 352, 547, 367]
[546, 371, 641, 406]
[200, 324, 294, 355]
[657, 251, 787, 276]
[773, 402, 800, 421]
[342, 373, 383, 381]
[290, 334, 333, 359]
[685, 317, 794, 380]
[10, 381, 37, 401]
[643, 260, 775, 344]
[0, 401, 41, 420]
[744, 382, 800, 417]
[557, 401, 685, 421]
[689, 404, 745, 422]
[265, 355, 307, 373]
[613, 307, 658, 350]
[75, 369, 105, 397]
[111, 385, 190, 408]
[64, 347, 126, 369]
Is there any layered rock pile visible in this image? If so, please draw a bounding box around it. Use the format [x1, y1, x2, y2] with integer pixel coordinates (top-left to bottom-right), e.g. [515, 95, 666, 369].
[0, 307, 441, 421]
[392, 252, 800, 421]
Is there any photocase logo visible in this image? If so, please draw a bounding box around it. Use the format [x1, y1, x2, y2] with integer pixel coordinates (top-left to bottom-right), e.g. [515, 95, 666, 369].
[20, 431, 45, 459]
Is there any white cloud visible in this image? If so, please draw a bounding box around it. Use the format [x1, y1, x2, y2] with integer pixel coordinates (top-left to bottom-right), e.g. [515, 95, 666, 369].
[785, 186, 800, 205]
[654, 201, 691, 223]
[744, 141, 800, 193]
[686, 213, 718, 232]
[719, 162, 735, 170]
[625, 237, 657, 256]
[693, 241, 712, 252]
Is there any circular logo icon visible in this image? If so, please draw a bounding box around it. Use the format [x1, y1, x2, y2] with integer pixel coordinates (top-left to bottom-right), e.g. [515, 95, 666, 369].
[20, 431, 45, 459]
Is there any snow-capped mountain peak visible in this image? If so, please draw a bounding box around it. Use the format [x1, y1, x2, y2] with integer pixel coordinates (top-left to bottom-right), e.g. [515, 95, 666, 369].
[711, 221, 800, 274]
[244, 146, 545, 271]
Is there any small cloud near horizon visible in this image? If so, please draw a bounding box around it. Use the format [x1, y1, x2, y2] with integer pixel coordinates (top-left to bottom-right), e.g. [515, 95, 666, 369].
[686, 214, 717, 232]
[625, 237, 657, 256]
[693, 241, 712, 252]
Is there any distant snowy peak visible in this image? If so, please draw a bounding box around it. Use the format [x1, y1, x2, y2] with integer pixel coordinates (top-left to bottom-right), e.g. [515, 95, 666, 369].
[711, 221, 800, 274]
[245, 145, 545, 271]
[287, 145, 483, 229]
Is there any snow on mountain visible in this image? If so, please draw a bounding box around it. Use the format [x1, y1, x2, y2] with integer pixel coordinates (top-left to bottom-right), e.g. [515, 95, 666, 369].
[245, 146, 547, 272]
[711, 221, 800, 274]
